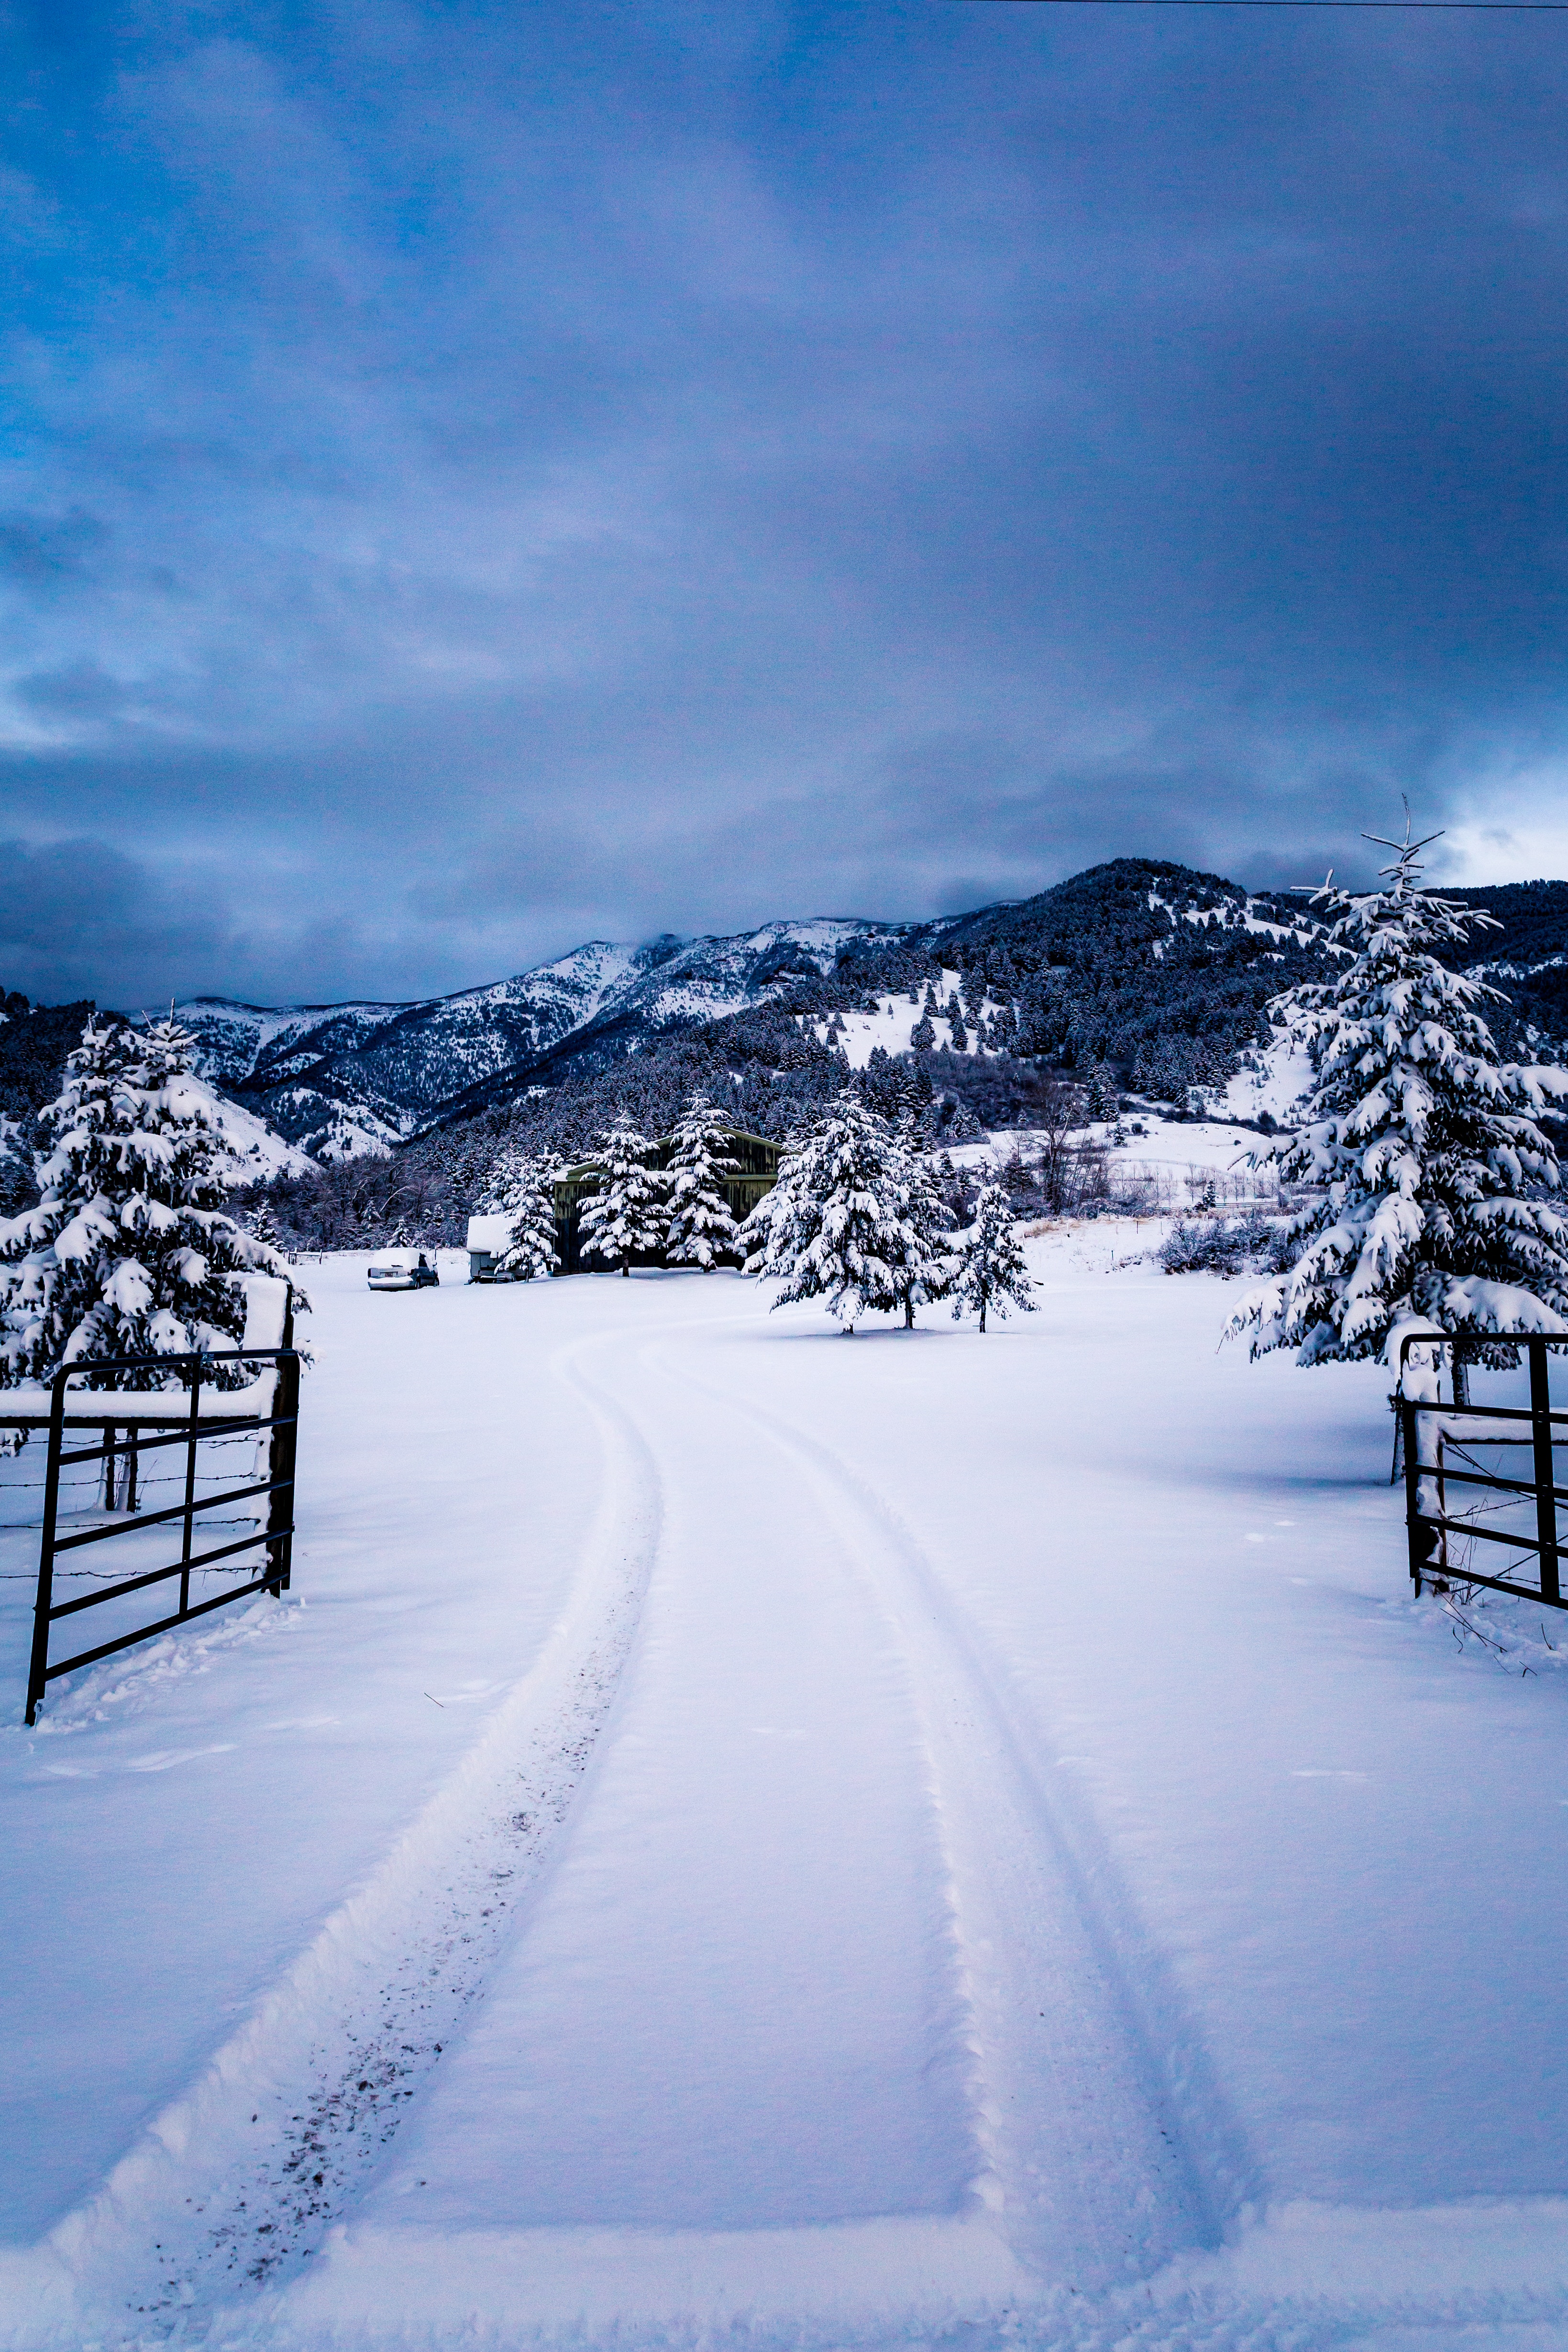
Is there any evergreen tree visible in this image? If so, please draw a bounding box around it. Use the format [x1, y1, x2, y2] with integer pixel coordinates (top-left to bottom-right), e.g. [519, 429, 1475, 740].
[948, 997, 969, 1052]
[664, 1096, 740, 1270]
[1085, 1061, 1118, 1121]
[910, 1012, 936, 1051]
[246, 1197, 287, 1255]
[493, 1152, 561, 1280]
[0, 1118, 34, 1220]
[742, 1095, 933, 1334]
[1228, 817, 1568, 1372]
[952, 1183, 1037, 1333]
[890, 1132, 955, 1327]
[579, 1120, 666, 1275]
[0, 1016, 298, 1392]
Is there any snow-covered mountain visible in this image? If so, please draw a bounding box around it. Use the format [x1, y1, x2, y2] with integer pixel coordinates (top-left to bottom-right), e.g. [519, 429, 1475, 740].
[177, 918, 921, 1158]
[173, 866, 1568, 1162]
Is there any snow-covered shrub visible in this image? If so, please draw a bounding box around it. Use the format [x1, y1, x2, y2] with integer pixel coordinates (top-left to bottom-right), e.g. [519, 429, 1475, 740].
[1159, 1210, 1289, 1278]
[664, 1097, 740, 1270]
[951, 1184, 1036, 1332]
[0, 1016, 299, 1394]
[1228, 816, 1568, 1369]
[579, 1121, 666, 1275]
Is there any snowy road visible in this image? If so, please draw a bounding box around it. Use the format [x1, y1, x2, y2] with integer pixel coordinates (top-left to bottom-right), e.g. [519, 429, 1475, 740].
[8, 1241, 1568, 2349]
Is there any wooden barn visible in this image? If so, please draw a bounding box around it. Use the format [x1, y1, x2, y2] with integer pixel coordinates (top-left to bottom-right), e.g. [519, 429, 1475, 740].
[554, 1128, 780, 1274]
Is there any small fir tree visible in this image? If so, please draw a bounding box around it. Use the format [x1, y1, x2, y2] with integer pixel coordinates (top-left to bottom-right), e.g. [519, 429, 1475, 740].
[664, 1096, 740, 1270]
[0, 1016, 298, 1393]
[1085, 1062, 1119, 1122]
[1228, 816, 1568, 1374]
[246, 1197, 287, 1255]
[948, 997, 969, 1052]
[890, 1131, 954, 1328]
[910, 1011, 936, 1051]
[742, 1094, 936, 1334]
[952, 1183, 1036, 1333]
[579, 1120, 667, 1275]
[493, 1153, 561, 1280]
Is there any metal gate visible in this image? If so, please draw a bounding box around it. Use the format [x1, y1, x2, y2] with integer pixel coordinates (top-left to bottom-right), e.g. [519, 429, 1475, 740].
[8, 1342, 301, 1724]
[1399, 1331, 1565, 1604]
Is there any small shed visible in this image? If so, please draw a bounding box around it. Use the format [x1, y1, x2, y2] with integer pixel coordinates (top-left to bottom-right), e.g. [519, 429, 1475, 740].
[466, 1213, 516, 1283]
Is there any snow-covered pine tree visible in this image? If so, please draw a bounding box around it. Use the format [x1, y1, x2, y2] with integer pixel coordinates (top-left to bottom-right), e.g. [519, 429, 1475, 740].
[0, 1118, 34, 1220]
[1085, 1062, 1118, 1122]
[889, 1129, 954, 1328]
[664, 1096, 740, 1270]
[0, 1015, 298, 1396]
[948, 998, 969, 1052]
[579, 1120, 666, 1275]
[951, 1182, 1036, 1333]
[493, 1153, 561, 1281]
[910, 1011, 936, 1052]
[742, 1094, 930, 1334]
[1228, 815, 1568, 1376]
[246, 1197, 289, 1258]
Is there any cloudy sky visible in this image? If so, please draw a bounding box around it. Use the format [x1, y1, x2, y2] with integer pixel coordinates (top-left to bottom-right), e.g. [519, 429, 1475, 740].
[5, 0, 1568, 1008]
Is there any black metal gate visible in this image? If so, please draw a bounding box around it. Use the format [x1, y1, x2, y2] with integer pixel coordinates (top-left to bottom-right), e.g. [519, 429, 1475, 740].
[1399, 1332, 1565, 1604]
[8, 1343, 301, 1723]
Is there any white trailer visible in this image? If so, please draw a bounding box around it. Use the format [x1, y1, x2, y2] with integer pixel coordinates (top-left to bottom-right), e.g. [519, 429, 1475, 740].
[465, 1213, 515, 1283]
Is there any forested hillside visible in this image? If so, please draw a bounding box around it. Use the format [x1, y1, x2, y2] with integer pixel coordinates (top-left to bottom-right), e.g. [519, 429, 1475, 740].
[7, 856, 1567, 1251]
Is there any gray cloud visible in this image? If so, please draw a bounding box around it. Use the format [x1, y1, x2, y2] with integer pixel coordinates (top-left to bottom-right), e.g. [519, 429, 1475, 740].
[2, 2, 1567, 1007]
[0, 511, 110, 594]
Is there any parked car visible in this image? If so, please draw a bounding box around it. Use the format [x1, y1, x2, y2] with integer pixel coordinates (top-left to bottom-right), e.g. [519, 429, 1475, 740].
[366, 1251, 440, 1291]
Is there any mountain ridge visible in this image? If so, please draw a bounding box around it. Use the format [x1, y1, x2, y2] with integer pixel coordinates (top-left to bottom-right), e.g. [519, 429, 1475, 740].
[163, 860, 1568, 1160]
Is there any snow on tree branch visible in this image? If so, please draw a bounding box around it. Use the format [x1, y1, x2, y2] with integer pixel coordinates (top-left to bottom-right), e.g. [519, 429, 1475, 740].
[0, 1016, 305, 1398]
[1226, 813, 1568, 1370]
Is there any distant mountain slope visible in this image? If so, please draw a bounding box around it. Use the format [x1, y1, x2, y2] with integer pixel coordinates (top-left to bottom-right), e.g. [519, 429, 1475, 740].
[176, 860, 1568, 1161]
[1447, 880, 1568, 1049]
[177, 917, 919, 1155]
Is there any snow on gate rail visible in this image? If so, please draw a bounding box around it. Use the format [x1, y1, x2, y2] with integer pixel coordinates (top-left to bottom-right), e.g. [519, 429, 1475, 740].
[0, 1338, 301, 1725]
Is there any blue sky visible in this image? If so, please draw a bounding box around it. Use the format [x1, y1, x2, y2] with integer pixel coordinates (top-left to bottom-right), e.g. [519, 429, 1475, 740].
[5, 0, 1568, 1006]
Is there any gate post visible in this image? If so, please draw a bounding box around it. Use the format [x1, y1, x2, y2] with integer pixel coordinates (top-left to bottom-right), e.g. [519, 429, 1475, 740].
[265, 1291, 299, 1596]
[26, 1369, 70, 1725]
[1530, 1338, 1560, 1606]
[1402, 1393, 1429, 1594]
[178, 1354, 202, 1620]
[1400, 1335, 1439, 1596]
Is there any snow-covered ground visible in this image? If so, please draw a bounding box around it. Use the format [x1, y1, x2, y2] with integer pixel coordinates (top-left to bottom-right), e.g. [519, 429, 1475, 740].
[957, 1114, 1285, 1214]
[5, 1244, 1568, 2350]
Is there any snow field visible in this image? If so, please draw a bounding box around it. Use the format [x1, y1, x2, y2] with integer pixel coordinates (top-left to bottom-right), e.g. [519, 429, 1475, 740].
[827, 975, 1004, 1068]
[5, 1244, 1568, 2347]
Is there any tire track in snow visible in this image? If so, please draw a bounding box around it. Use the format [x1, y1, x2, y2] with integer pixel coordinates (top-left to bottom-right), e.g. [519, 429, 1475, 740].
[42, 1326, 665, 2338]
[654, 1339, 1253, 2291]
